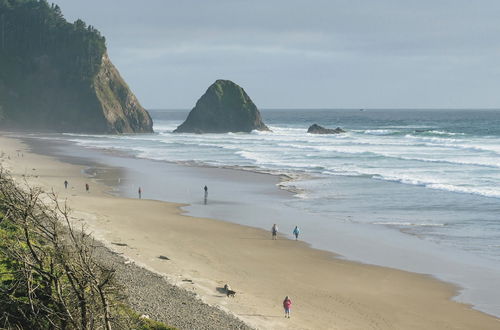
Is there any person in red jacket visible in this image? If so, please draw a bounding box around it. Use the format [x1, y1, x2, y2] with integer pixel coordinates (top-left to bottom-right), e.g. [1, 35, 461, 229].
[283, 296, 292, 318]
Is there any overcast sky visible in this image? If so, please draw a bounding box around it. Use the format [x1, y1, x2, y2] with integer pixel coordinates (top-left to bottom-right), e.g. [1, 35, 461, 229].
[54, 0, 500, 109]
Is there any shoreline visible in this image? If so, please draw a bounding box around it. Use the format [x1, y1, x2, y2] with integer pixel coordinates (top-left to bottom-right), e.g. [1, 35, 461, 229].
[1, 133, 499, 329]
[28, 135, 308, 198]
[46, 132, 500, 318]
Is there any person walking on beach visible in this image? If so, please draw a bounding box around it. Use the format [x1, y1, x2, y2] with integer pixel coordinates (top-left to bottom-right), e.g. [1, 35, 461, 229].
[138, 187, 142, 199]
[204, 185, 208, 205]
[272, 224, 278, 240]
[283, 296, 292, 318]
[64, 180, 68, 189]
[293, 225, 300, 240]
[85, 183, 89, 193]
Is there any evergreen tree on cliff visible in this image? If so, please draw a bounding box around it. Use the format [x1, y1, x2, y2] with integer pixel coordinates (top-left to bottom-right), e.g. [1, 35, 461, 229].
[0, 0, 153, 133]
[174, 80, 269, 133]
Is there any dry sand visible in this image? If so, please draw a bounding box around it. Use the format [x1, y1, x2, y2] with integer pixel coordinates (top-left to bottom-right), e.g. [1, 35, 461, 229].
[1, 134, 498, 330]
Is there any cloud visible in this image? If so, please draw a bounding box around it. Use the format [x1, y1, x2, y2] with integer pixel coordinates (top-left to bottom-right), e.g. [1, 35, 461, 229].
[53, 0, 500, 108]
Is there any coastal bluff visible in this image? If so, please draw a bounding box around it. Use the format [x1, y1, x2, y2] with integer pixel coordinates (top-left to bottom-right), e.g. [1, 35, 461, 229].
[174, 80, 269, 133]
[307, 124, 346, 134]
[0, 0, 152, 134]
[93, 54, 153, 133]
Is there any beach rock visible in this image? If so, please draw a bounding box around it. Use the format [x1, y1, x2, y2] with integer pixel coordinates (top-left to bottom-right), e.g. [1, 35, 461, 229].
[307, 124, 346, 134]
[0, 1, 153, 134]
[174, 80, 270, 133]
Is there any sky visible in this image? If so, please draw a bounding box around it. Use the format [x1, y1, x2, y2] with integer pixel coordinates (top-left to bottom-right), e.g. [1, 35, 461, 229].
[53, 0, 500, 109]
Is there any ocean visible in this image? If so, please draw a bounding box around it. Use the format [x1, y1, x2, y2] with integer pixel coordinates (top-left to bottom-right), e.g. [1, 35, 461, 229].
[40, 108, 500, 316]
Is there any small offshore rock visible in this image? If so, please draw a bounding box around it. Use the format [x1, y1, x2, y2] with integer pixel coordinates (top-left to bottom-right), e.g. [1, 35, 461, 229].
[307, 124, 346, 134]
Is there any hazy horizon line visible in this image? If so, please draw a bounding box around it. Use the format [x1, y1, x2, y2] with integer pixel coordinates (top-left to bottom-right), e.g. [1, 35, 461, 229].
[148, 107, 500, 111]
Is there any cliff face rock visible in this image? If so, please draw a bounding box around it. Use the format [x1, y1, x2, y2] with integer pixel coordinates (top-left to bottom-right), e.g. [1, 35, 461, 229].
[174, 80, 269, 133]
[0, 0, 152, 134]
[307, 124, 346, 134]
[93, 54, 153, 133]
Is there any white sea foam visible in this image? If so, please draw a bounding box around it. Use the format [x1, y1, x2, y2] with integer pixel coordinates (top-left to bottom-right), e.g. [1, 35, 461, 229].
[54, 116, 500, 201]
[372, 222, 447, 227]
[362, 129, 397, 135]
[424, 130, 465, 136]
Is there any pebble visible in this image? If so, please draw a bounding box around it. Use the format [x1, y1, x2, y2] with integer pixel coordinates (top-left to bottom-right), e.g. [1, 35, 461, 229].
[95, 244, 252, 330]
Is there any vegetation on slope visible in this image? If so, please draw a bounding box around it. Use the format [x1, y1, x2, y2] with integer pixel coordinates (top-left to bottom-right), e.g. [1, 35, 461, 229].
[0, 169, 173, 329]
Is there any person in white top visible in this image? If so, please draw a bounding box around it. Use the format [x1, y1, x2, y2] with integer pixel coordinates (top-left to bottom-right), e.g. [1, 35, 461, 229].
[271, 224, 278, 240]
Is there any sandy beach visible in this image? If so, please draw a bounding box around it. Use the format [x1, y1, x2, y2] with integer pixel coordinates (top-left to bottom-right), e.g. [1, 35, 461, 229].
[1, 134, 499, 330]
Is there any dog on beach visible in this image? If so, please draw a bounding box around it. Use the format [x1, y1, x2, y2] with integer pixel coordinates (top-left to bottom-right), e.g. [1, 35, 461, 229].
[224, 284, 236, 297]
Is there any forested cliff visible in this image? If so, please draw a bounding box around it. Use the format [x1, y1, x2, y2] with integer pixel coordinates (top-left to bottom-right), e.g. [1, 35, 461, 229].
[0, 0, 153, 133]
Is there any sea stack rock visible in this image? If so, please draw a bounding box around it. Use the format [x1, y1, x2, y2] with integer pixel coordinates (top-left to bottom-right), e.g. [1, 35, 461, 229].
[174, 80, 269, 133]
[307, 124, 346, 134]
[0, 0, 153, 134]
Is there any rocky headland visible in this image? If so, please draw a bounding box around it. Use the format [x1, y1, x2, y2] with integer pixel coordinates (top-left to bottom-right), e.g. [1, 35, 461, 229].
[174, 80, 269, 133]
[0, 0, 152, 134]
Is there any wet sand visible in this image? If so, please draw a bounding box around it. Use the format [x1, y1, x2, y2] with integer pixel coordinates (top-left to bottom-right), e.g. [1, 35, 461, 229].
[1, 134, 499, 330]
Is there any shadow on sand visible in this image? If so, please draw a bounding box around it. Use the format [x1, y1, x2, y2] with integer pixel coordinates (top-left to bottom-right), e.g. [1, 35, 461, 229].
[239, 313, 283, 318]
[216, 286, 227, 294]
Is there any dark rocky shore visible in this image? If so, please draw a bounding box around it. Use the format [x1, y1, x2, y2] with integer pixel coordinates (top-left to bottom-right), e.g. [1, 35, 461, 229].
[95, 243, 252, 330]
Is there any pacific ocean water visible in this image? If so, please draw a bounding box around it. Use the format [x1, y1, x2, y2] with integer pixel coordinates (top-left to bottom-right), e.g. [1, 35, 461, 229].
[55, 108, 500, 315]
